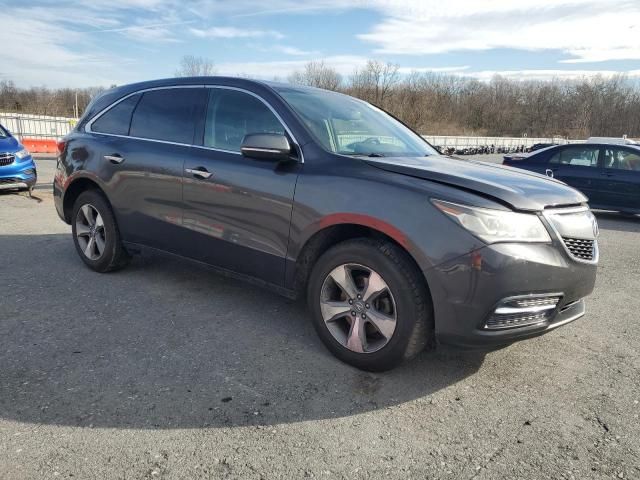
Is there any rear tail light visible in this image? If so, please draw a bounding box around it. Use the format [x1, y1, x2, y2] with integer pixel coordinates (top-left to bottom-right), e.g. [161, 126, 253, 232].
[56, 138, 67, 155]
[484, 295, 561, 330]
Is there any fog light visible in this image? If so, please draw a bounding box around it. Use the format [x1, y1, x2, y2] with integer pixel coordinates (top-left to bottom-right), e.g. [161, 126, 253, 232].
[485, 295, 561, 330]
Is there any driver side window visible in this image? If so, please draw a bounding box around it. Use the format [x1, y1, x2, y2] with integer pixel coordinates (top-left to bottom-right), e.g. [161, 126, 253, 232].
[604, 148, 640, 171]
[204, 89, 285, 152]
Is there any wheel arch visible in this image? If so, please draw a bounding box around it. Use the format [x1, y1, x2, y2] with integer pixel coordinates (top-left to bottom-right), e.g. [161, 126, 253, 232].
[62, 176, 109, 223]
[290, 217, 431, 300]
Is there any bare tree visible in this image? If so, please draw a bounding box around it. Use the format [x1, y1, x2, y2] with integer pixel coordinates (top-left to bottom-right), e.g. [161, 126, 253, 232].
[175, 55, 216, 77]
[3, 64, 640, 138]
[349, 60, 400, 106]
[288, 61, 342, 91]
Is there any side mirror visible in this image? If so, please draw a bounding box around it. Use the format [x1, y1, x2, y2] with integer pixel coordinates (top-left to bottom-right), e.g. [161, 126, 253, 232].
[240, 133, 294, 162]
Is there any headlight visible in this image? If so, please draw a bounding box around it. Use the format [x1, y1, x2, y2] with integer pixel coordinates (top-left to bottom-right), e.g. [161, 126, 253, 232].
[15, 148, 31, 161]
[432, 199, 551, 243]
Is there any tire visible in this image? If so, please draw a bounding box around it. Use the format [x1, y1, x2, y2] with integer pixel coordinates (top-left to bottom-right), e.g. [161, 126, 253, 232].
[71, 189, 130, 272]
[307, 238, 433, 371]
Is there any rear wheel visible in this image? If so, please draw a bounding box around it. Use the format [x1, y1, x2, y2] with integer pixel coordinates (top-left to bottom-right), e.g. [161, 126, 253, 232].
[307, 238, 433, 371]
[71, 190, 130, 272]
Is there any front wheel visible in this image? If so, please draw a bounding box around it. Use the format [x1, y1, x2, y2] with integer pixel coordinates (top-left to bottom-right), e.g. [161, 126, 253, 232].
[71, 190, 130, 272]
[307, 238, 433, 371]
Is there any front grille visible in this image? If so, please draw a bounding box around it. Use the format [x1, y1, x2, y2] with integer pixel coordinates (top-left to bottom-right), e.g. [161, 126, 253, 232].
[0, 152, 15, 166]
[544, 207, 598, 263]
[562, 237, 595, 261]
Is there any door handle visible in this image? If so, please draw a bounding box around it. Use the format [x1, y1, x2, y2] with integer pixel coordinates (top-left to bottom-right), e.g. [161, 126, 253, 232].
[185, 167, 213, 179]
[601, 172, 614, 177]
[104, 154, 124, 164]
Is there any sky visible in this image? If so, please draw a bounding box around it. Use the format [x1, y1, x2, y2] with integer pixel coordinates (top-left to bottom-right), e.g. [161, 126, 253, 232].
[2, 0, 640, 88]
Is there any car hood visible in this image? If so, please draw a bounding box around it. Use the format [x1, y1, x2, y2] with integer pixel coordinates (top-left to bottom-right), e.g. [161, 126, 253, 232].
[0, 135, 20, 152]
[364, 155, 588, 211]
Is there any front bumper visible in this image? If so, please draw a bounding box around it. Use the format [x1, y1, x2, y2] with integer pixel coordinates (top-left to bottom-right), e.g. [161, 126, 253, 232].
[425, 241, 597, 348]
[0, 157, 37, 190]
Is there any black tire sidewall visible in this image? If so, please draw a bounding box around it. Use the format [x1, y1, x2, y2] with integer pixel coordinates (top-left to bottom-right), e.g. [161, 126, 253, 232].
[71, 190, 122, 272]
[307, 240, 425, 371]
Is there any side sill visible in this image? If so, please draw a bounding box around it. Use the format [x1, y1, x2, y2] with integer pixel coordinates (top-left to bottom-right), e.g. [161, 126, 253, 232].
[123, 242, 299, 300]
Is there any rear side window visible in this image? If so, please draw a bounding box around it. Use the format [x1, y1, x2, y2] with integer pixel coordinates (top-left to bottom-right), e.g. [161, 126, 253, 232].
[550, 146, 600, 167]
[204, 89, 284, 152]
[130, 88, 205, 144]
[91, 94, 141, 135]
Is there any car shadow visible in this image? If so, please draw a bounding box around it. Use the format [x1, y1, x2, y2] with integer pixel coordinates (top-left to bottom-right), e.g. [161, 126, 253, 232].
[593, 211, 640, 234]
[0, 233, 486, 430]
[0, 190, 44, 203]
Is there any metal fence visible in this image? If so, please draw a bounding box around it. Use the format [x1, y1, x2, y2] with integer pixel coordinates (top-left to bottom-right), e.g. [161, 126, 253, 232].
[0, 112, 77, 140]
[421, 135, 570, 150]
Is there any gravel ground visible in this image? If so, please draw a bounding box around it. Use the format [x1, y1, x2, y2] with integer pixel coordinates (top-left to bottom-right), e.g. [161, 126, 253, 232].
[0, 157, 639, 479]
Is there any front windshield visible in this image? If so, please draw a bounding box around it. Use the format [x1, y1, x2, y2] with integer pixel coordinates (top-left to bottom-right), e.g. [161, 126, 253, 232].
[275, 86, 438, 158]
[0, 125, 9, 139]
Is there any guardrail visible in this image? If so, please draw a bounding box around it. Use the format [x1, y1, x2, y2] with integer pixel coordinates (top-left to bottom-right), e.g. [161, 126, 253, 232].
[0, 112, 77, 139]
[0, 112, 77, 153]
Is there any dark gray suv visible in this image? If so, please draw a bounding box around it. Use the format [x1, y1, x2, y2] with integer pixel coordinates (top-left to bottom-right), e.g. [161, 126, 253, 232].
[54, 77, 598, 371]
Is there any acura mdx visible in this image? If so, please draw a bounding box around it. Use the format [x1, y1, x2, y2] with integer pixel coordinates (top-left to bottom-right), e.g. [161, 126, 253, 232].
[54, 77, 599, 371]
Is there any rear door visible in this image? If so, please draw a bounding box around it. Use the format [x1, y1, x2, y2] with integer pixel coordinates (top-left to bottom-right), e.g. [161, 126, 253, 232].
[91, 86, 206, 251]
[547, 145, 605, 206]
[181, 87, 301, 285]
[601, 146, 640, 211]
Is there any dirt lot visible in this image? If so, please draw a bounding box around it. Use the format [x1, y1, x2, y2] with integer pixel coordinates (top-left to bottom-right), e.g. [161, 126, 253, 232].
[1, 157, 639, 479]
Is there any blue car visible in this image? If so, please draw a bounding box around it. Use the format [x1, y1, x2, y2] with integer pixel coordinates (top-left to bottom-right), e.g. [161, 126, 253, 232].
[0, 124, 37, 192]
[504, 142, 640, 214]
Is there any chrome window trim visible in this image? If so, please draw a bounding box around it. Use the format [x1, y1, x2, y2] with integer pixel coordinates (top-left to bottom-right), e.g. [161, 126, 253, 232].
[541, 205, 599, 265]
[84, 84, 304, 163]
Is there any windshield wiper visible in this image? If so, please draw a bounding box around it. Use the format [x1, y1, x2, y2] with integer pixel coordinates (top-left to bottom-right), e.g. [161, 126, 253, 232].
[349, 153, 385, 158]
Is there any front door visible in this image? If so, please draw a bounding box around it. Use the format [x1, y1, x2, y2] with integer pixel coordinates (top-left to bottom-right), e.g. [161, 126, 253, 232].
[181, 87, 301, 285]
[601, 146, 640, 211]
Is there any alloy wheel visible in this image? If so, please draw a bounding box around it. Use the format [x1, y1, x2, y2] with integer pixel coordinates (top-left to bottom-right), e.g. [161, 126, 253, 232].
[319, 263, 397, 353]
[75, 204, 106, 261]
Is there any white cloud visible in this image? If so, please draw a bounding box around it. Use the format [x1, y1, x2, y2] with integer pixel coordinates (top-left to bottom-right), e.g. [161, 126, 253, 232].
[189, 26, 284, 39]
[272, 46, 319, 56]
[247, 43, 320, 56]
[397, 66, 470, 74]
[356, 0, 640, 63]
[0, 4, 153, 87]
[460, 69, 640, 82]
[3, 0, 640, 88]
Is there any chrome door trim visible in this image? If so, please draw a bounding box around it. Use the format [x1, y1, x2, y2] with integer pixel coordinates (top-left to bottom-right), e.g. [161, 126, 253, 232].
[103, 155, 124, 164]
[84, 84, 304, 163]
[185, 168, 213, 179]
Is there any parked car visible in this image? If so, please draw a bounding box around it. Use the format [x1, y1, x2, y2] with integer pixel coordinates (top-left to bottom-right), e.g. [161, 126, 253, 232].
[0, 123, 37, 192]
[504, 143, 640, 214]
[528, 142, 558, 152]
[54, 78, 598, 371]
